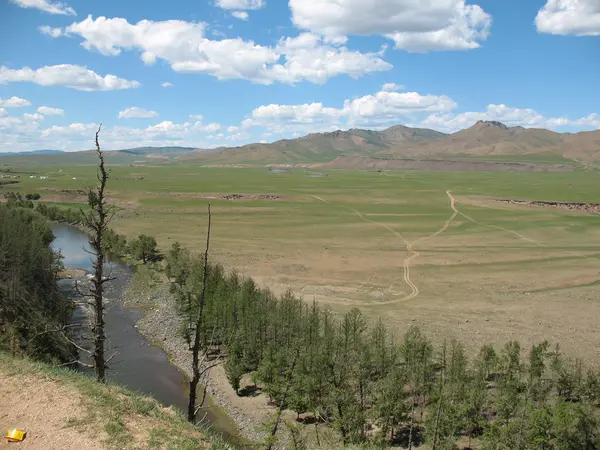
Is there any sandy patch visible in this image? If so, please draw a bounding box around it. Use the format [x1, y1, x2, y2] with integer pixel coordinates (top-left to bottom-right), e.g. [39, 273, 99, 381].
[0, 375, 102, 450]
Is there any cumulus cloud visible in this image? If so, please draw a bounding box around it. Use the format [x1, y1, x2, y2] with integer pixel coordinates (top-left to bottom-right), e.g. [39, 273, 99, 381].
[420, 104, 600, 132]
[535, 0, 600, 35]
[242, 87, 456, 133]
[39, 25, 64, 37]
[231, 11, 249, 20]
[24, 113, 45, 121]
[0, 108, 7, 118]
[0, 96, 32, 108]
[10, 0, 75, 15]
[289, 0, 492, 52]
[161, 82, 172, 87]
[216, 0, 264, 10]
[37, 106, 64, 116]
[227, 125, 239, 132]
[0, 64, 141, 91]
[45, 16, 391, 84]
[33, 118, 223, 151]
[118, 107, 159, 119]
[382, 82, 405, 92]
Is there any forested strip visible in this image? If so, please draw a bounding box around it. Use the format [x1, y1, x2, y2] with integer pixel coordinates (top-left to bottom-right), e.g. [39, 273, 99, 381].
[166, 242, 600, 449]
[0, 204, 75, 363]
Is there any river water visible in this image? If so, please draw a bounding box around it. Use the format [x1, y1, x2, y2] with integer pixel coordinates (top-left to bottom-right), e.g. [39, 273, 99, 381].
[51, 223, 239, 445]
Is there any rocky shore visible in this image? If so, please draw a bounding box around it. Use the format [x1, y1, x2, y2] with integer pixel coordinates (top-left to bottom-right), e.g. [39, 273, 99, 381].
[123, 272, 269, 445]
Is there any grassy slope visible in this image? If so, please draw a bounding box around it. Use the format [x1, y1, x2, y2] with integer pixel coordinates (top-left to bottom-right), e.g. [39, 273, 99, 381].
[0, 353, 231, 450]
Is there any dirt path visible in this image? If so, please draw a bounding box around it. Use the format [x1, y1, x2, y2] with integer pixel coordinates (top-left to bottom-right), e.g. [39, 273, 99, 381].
[451, 193, 600, 272]
[310, 191, 458, 304]
[452, 197, 545, 248]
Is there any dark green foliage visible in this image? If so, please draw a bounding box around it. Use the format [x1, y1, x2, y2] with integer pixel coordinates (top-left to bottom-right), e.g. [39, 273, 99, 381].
[35, 201, 83, 224]
[129, 234, 160, 263]
[163, 238, 600, 448]
[0, 204, 75, 363]
[4, 191, 33, 209]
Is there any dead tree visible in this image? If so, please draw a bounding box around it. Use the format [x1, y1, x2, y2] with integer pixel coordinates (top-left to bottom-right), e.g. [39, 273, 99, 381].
[80, 125, 114, 383]
[187, 202, 212, 422]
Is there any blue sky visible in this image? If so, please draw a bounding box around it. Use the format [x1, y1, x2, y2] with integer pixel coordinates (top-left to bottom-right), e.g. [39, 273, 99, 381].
[0, 0, 598, 152]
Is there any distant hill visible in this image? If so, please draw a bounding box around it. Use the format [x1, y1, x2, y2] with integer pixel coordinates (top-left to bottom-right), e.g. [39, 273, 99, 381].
[0, 146, 199, 166]
[117, 146, 196, 156]
[184, 125, 447, 164]
[3, 123, 599, 167]
[0, 149, 64, 156]
[378, 121, 600, 163]
[184, 121, 600, 165]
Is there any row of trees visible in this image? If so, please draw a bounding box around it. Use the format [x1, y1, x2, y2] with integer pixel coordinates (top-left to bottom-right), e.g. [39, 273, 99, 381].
[34, 201, 159, 264]
[0, 203, 76, 363]
[164, 242, 600, 449]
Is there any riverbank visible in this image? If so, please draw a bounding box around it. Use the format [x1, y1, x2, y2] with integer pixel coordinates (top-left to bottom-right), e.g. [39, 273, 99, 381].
[50, 223, 245, 447]
[122, 266, 274, 446]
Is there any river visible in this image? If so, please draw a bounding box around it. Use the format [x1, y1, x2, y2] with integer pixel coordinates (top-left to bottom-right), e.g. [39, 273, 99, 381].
[51, 223, 240, 445]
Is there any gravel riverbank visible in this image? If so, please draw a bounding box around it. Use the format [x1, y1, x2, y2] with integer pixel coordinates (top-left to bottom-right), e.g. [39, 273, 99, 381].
[123, 270, 270, 445]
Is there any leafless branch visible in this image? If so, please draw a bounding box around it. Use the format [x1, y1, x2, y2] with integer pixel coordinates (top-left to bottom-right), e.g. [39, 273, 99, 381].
[59, 331, 93, 355]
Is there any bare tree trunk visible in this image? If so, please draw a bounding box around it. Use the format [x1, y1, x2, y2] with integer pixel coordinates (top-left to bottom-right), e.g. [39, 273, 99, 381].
[408, 389, 416, 450]
[82, 125, 112, 383]
[187, 202, 212, 423]
[432, 341, 447, 450]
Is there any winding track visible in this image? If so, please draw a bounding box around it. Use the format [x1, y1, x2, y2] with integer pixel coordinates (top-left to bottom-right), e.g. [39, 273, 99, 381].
[310, 191, 458, 303]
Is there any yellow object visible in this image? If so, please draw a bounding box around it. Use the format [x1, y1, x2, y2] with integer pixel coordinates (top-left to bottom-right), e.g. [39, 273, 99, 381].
[4, 429, 26, 442]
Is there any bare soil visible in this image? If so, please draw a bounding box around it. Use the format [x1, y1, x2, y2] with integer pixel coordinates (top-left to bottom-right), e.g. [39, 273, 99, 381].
[495, 199, 600, 214]
[150, 192, 282, 201]
[0, 374, 103, 450]
[317, 155, 573, 172]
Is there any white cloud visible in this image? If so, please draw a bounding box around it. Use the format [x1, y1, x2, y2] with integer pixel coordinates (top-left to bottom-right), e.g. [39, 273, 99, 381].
[536, 0, 600, 36]
[216, 0, 264, 10]
[118, 107, 159, 119]
[0, 108, 7, 118]
[161, 82, 173, 87]
[231, 11, 249, 20]
[388, 4, 492, 52]
[289, 0, 492, 52]
[242, 87, 456, 132]
[271, 33, 391, 84]
[10, 0, 75, 15]
[32, 118, 223, 152]
[37, 106, 64, 116]
[227, 125, 239, 132]
[24, 113, 45, 121]
[189, 114, 204, 121]
[203, 123, 221, 132]
[382, 82, 405, 92]
[420, 104, 600, 133]
[0, 96, 31, 108]
[48, 16, 391, 84]
[0, 64, 141, 91]
[39, 25, 64, 37]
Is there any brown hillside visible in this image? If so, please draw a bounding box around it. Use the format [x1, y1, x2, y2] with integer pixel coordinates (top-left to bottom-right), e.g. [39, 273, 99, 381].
[182, 125, 445, 164]
[182, 121, 600, 165]
[383, 121, 600, 162]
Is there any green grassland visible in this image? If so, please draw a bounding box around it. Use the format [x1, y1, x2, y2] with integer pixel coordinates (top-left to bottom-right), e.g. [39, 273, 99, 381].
[6, 158, 600, 361]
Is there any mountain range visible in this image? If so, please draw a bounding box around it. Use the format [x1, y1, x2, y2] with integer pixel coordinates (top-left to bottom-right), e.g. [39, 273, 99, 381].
[1, 121, 599, 166]
[184, 121, 600, 165]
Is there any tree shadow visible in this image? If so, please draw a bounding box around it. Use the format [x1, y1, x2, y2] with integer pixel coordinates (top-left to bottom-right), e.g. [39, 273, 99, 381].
[296, 414, 327, 425]
[238, 385, 262, 397]
[392, 424, 424, 447]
